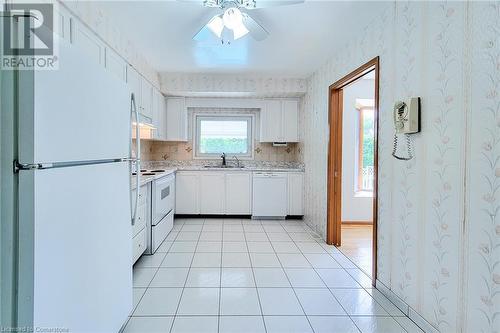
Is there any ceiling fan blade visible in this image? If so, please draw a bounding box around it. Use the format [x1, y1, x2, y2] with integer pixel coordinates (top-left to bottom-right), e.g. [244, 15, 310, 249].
[250, 0, 304, 9]
[242, 13, 269, 41]
[193, 14, 224, 41]
[177, 0, 221, 7]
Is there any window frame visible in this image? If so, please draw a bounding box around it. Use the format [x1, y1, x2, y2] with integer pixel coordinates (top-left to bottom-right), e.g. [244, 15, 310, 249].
[357, 107, 374, 193]
[193, 114, 254, 160]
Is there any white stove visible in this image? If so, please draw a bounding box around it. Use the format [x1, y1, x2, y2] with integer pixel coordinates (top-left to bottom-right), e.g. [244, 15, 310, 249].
[136, 169, 176, 254]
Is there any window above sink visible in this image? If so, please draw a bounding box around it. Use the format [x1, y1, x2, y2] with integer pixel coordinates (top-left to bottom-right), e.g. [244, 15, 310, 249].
[194, 114, 254, 159]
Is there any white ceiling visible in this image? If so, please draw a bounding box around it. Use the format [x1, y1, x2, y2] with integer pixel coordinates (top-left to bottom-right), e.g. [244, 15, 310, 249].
[96, 1, 389, 77]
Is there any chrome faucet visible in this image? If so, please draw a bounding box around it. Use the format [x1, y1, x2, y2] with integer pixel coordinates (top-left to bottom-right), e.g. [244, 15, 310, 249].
[221, 152, 226, 167]
[233, 156, 240, 168]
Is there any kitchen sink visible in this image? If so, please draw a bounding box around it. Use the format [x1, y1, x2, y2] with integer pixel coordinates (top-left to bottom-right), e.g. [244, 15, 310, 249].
[203, 165, 244, 169]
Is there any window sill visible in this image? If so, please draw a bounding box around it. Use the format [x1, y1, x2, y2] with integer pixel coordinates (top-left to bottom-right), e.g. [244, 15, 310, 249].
[354, 191, 373, 198]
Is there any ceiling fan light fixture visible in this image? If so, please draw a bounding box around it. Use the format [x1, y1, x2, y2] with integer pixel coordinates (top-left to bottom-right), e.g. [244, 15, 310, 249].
[233, 23, 249, 40]
[207, 15, 224, 38]
[222, 7, 243, 30]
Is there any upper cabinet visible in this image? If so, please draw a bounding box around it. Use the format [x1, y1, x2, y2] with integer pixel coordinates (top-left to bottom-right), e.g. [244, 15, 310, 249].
[54, 5, 72, 41]
[260, 99, 282, 142]
[70, 19, 105, 66]
[104, 48, 127, 82]
[165, 97, 188, 142]
[127, 66, 154, 121]
[127, 66, 142, 113]
[140, 79, 153, 119]
[282, 99, 299, 142]
[152, 90, 168, 141]
[260, 98, 299, 143]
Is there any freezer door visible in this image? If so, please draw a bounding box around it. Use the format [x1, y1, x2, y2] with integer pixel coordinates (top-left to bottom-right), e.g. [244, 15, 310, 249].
[18, 162, 132, 332]
[19, 40, 131, 164]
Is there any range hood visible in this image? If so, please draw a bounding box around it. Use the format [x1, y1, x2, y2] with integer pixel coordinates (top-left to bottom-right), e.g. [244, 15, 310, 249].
[132, 114, 156, 139]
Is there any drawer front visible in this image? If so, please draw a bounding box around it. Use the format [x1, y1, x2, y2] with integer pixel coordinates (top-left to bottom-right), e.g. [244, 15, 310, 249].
[151, 212, 173, 253]
[138, 185, 147, 205]
[132, 184, 148, 208]
[132, 227, 146, 264]
[133, 203, 147, 237]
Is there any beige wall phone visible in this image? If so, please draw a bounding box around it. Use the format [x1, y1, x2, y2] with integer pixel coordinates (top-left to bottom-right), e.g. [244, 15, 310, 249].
[392, 97, 421, 160]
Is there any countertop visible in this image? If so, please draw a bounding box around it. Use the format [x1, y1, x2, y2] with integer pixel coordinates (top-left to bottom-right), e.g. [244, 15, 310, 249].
[175, 166, 304, 172]
[132, 162, 305, 188]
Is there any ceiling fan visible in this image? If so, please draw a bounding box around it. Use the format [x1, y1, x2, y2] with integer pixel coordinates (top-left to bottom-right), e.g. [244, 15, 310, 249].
[189, 0, 305, 43]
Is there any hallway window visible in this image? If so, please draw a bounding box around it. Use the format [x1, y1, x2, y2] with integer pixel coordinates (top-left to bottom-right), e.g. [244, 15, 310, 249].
[356, 100, 375, 192]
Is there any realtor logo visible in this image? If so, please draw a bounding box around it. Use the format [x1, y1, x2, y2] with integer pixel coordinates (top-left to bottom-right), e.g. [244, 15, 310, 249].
[1, 2, 58, 69]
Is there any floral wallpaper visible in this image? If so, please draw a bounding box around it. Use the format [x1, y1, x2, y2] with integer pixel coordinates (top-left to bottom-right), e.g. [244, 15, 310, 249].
[160, 73, 307, 97]
[467, 2, 500, 332]
[301, 1, 498, 332]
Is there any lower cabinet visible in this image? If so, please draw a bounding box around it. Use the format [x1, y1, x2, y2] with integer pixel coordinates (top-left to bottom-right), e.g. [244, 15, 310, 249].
[226, 173, 252, 214]
[132, 183, 149, 264]
[200, 173, 226, 214]
[287, 173, 304, 215]
[176, 171, 252, 215]
[175, 171, 303, 216]
[175, 172, 200, 214]
[132, 228, 146, 264]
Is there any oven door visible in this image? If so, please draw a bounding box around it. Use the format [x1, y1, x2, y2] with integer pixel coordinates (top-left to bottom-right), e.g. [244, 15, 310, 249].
[152, 174, 175, 226]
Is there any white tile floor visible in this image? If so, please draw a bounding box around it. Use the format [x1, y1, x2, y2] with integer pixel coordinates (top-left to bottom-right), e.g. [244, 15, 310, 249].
[124, 218, 423, 333]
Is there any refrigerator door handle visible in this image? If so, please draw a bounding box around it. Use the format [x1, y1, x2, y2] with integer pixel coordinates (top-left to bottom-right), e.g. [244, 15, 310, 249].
[130, 93, 140, 226]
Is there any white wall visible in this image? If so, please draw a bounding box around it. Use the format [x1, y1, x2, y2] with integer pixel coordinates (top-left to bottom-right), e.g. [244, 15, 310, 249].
[300, 2, 500, 332]
[341, 79, 374, 223]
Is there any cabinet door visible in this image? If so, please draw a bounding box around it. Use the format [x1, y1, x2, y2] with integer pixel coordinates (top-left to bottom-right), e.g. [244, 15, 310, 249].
[127, 66, 142, 111]
[225, 173, 251, 214]
[200, 173, 225, 214]
[152, 89, 159, 139]
[260, 99, 282, 142]
[158, 94, 167, 141]
[152, 90, 167, 141]
[282, 99, 299, 142]
[287, 173, 304, 215]
[54, 5, 71, 40]
[175, 173, 200, 214]
[140, 79, 153, 119]
[166, 97, 188, 141]
[105, 47, 127, 82]
[71, 20, 105, 66]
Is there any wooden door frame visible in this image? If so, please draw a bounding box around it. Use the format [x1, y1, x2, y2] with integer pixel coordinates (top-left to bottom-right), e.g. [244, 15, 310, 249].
[326, 57, 380, 284]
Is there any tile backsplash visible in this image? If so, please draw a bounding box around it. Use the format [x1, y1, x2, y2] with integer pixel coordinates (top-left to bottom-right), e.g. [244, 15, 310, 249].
[138, 107, 301, 162]
[140, 140, 299, 162]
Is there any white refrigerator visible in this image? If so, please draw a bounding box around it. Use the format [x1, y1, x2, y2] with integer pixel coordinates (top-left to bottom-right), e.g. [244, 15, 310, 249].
[16, 41, 135, 332]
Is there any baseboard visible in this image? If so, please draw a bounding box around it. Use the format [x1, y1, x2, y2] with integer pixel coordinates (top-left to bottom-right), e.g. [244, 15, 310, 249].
[174, 214, 303, 220]
[375, 280, 409, 315]
[375, 279, 438, 333]
[251, 216, 285, 220]
[408, 307, 439, 333]
[175, 214, 252, 219]
[341, 220, 373, 225]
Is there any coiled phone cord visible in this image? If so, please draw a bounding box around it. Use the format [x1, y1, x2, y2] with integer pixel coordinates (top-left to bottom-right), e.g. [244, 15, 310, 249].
[392, 133, 414, 161]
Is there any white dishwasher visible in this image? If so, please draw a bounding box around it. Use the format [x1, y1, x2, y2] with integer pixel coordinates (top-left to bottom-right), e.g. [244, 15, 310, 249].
[252, 172, 287, 219]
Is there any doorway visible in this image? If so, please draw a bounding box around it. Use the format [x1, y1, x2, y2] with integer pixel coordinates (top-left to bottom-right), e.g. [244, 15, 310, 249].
[326, 57, 379, 284]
